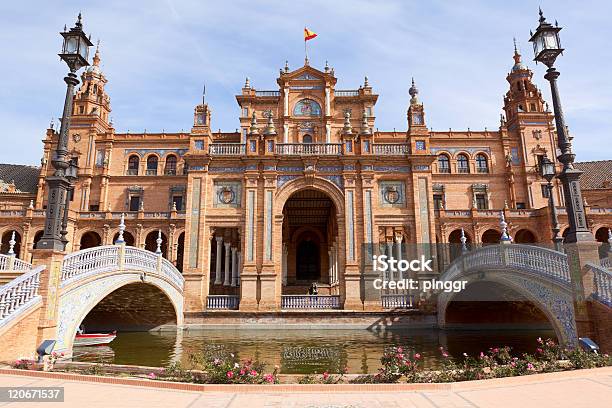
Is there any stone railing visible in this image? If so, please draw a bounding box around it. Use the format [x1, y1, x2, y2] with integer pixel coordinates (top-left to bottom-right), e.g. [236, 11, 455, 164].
[601, 258, 611, 269]
[255, 90, 280, 97]
[209, 143, 246, 156]
[207, 295, 240, 310]
[0, 265, 44, 327]
[281, 295, 340, 309]
[381, 294, 415, 309]
[372, 144, 410, 155]
[0, 254, 32, 271]
[61, 245, 184, 290]
[335, 90, 359, 97]
[276, 143, 341, 156]
[443, 244, 571, 286]
[590, 263, 612, 307]
[0, 210, 26, 217]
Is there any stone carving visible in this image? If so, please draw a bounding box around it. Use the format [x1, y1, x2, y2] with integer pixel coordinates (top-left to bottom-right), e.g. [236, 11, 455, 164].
[213, 181, 241, 207]
[379, 181, 405, 207]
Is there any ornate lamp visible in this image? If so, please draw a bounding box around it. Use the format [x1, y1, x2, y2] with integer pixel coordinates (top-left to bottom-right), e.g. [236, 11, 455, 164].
[529, 8, 563, 68]
[539, 155, 556, 182]
[59, 13, 93, 72]
[539, 154, 563, 251]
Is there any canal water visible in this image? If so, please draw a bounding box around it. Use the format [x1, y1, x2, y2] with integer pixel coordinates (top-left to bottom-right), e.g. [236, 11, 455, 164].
[73, 328, 556, 374]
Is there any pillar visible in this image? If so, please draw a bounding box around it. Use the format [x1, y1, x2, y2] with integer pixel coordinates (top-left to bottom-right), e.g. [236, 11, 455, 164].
[214, 237, 223, 285]
[282, 243, 288, 286]
[231, 247, 238, 287]
[223, 242, 231, 286]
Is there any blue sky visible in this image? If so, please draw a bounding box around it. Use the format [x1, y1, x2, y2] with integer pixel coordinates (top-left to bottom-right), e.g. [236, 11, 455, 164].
[0, 0, 610, 165]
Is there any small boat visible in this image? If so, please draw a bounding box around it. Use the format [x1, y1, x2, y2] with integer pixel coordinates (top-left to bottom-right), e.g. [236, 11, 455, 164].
[74, 331, 117, 347]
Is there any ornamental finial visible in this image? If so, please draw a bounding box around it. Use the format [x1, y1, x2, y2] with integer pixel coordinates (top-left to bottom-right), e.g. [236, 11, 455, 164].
[155, 230, 163, 254]
[342, 110, 352, 134]
[115, 213, 126, 244]
[284, 60, 289, 72]
[324, 60, 330, 72]
[500, 211, 512, 242]
[28, 200, 34, 210]
[460, 228, 468, 253]
[409, 77, 419, 105]
[249, 111, 259, 134]
[264, 111, 276, 135]
[8, 231, 16, 256]
[244, 77, 250, 88]
[364, 76, 369, 87]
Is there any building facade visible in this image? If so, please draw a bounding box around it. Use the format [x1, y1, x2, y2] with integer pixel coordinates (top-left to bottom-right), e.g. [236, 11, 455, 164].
[1, 46, 611, 311]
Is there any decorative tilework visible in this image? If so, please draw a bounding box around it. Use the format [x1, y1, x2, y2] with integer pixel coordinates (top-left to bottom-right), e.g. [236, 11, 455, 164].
[124, 148, 188, 157]
[322, 175, 343, 190]
[278, 175, 300, 187]
[373, 165, 411, 173]
[379, 181, 406, 207]
[213, 181, 242, 208]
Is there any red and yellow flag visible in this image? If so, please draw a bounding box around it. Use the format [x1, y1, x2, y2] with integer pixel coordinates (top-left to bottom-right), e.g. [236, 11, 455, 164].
[304, 27, 317, 41]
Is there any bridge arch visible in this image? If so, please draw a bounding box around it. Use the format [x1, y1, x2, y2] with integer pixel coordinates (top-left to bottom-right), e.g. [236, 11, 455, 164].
[438, 244, 577, 346]
[54, 245, 184, 355]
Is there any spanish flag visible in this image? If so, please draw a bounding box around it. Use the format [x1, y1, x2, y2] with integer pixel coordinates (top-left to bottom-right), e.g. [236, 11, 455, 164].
[304, 27, 317, 41]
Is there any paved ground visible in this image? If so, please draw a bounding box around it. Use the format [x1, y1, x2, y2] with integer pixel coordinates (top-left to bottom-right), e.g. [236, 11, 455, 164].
[0, 367, 610, 407]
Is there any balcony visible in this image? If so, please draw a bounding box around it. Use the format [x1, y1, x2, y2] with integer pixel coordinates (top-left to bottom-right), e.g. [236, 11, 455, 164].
[276, 143, 341, 156]
[255, 90, 280, 97]
[125, 169, 138, 176]
[207, 295, 240, 310]
[209, 143, 246, 156]
[335, 90, 359, 97]
[281, 295, 340, 309]
[372, 143, 410, 155]
[381, 294, 416, 309]
[477, 166, 489, 173]
[145, 169, 157, 176]
[457, 167, 470, 174]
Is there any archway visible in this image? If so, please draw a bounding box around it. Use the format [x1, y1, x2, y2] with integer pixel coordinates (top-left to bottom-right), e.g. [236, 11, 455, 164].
[80, 283, 178, 332]
[448, 229, 471, 261]
[595, 227, 610, 258]
[80, 231, 101, 250]
[514, 229, 537, 244]
[281, 188, 338, 294]
[481, 229, 500, 245]
[112, 231, 135, 246]
[1, 230, 22, 258]
[176, 232, 185, 272]
[145, 231, 168, 258]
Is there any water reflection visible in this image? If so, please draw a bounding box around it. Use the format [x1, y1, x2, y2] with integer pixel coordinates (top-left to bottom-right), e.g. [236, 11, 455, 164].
[73, 328, 556, 374]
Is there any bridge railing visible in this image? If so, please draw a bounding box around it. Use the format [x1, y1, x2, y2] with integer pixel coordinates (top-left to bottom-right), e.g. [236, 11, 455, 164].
[61, 245, 184, 290]
[0, 254, 32, 271]
[0, 265, 44, 327]
[442, 244, 571, 286]
[281, 295, 340, 309]
[590, 262, 612, 307]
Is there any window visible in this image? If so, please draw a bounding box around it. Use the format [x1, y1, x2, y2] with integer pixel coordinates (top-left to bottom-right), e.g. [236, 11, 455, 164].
[433, 194, 444, 210]
[366, 107, 373, 116]
[293, 99, 322, 116]
[457, 154, 470, 173]
[438, 155, 450, 173]
[129, 196, 141, 211]
[530, 103, 537, 112]
[475, 194, 488, 210]
[95, 150, 104, 167]
[303, 134, 313, 144]
[476, 154, 489, 173]
[242, 107, 248, 117]
[146, 156, 158, 175]
[89, 204, 99, 211]
[172, 195, 183, 211]
[415, 140, 426, 151]
[165, 155, 177, 175]
[516, 202, 526, 209]
[127, 155, 139, 175]
[194, 140, 204, 150]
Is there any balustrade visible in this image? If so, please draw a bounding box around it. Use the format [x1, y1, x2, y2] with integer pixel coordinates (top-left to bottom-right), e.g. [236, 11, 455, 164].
[372, 144, 410, 155]
[276, 143, 341, 156]
[61, 246, 120, 284]
[381, 294, 415, 309]
[0, 254, 32, 271]
[281, 295, 340, 309]
[255, 90, 280, 97]
[335, 90, 359, 96]
[0, 265, 43, 325]
[206, 295, 240, 310]
[591, 263, 612, 307]
[209, 143, 246, 156]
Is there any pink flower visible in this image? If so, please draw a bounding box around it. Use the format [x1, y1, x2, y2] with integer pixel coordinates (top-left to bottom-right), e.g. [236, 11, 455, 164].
[264, 374, 275, 383]
[414, 353, 421, 359]
[404, 360, 411, 366]
[492, 348, 499, 353]
[240, 369, 245, 375]
[250, 370, 257, 376]
[536, 348, 543, 354]
[226, 371, 234, 379]
[60, 352, 65, 357]
[510, 362, 516, 367]
[527, 363, 535, 371]
[537, 337, 543, 344]
[323, 372, 329, 380]
[442, 351, 449, 358]
[480, 352, 484, 358]
[213, 358, 221, 366]
[147, 373, 156, 379]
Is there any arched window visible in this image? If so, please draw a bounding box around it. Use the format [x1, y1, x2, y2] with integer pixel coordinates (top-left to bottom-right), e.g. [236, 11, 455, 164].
[127, 155, 139, 175]
[476, 154, 489, 173]
[146, 156, 158, 175]
[457, 154, 470, 173]
[293, 99, 322, 117]
[165, 155, 177, 175]
[438, 154, 450, 173]
[303, 134, 313, 144]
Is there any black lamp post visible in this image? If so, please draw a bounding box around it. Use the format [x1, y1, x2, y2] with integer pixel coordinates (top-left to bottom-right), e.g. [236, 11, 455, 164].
[529, 9, 594, 244]
[37, 14, 92, 251]
[60, 160, 79, 246]
[540, 155, 563, 251]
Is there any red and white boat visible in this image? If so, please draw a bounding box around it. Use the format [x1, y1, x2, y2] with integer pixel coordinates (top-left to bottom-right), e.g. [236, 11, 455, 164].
[74, 331, 117, 347]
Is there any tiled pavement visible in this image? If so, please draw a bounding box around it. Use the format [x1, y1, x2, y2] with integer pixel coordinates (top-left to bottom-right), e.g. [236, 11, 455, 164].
[0, 367, 610, 407]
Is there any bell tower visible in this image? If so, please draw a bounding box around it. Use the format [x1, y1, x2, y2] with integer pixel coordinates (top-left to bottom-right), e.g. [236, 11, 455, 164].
[407, 79, 429, 153]
[73, 42, 111, 131]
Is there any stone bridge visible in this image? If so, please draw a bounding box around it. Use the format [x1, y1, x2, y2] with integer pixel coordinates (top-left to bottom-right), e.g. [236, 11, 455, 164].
[0, 245, 184, 357]
[438, 243, 612, 346]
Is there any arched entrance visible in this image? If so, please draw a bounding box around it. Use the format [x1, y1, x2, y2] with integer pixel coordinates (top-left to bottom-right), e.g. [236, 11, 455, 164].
[448, 229, 471, 261]
[145, 231, 168, 258]
[514, 229, 537, 244]
[481, 229, 500, 245]
[1, 230, 22, 257]
[79, 231, 101, 250]
[281, 188, 339, 295]
[113, 231, 135, 246]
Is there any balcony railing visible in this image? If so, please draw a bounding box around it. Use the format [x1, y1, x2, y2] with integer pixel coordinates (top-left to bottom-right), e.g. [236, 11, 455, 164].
[281, 295, 340, 309]
[276, 143, 341, 156]
[372, 143, 410, 155]
[209, 143, 246, 156]
[145, 169, 157, 176]
[381, 294, 416, 309]
[457, 167, 470, 173]
[438, 167, 451, 174]
[125, 169, 138, 176]
[207, 295, 240, 310]
[255, 90, 280, 97]
[335, 90, 359, 97]
[477, 167, 489, 173]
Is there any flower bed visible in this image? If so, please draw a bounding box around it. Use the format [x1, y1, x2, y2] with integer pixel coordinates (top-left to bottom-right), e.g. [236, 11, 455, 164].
[10, 339, 611, 385]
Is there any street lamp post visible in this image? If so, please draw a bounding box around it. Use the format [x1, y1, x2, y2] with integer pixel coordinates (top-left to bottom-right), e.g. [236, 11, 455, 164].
[36, 14, 92, 251]
[529, 9, 594, 244]
[539, 155, 563, 251]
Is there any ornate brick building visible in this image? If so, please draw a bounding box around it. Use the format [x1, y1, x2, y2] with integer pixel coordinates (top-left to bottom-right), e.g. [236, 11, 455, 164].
[1, 45, 610, 311]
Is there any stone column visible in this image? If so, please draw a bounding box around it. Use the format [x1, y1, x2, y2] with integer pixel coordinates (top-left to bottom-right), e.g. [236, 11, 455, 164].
[386, 242, 394, 282]
[231, 247, 238, 287]
[237, 251, 242, 286]
[282, 243, 288, 286]
[214, 237, 223, 285]
[395, 233, 404, 281]
[223, 242, 231, 286]
[328, 248, 333, 285]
